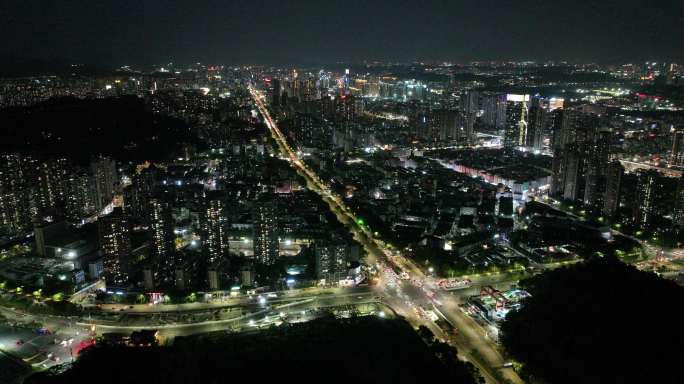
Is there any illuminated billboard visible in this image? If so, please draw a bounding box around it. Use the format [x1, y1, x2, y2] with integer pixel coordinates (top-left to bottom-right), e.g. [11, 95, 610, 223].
[506, 94, 530, 102]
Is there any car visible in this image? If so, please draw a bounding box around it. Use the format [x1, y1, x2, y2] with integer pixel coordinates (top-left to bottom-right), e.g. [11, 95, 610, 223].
[16, 339, 24, 346]
[503, 362, 514, 368]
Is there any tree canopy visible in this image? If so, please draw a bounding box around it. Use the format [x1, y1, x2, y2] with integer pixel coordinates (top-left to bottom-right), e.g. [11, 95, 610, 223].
[501, 256, 684, 384]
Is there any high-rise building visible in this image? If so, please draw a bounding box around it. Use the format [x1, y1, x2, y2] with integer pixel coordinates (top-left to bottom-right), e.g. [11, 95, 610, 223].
[526, 105, 546, 150]
[673, 176, 684, 228]
[315, 239, 349, 281]
[603, 161, 624, 217]
[98, 207, 132, 285]
[463, 90, 480, 116]
[583, 128, 612, 213]
[252, 198, 279, 264]
[503, 94, 529, 148]
[63, 171, 96, 223]
[271, 78, 281, 106]
[200, 194, 229, 264]
[0, 191, 31, 238]
[561, 144, 585, 201]
[36, 158, 69, 214]
[550, 110, 601, 200]
[0, 153, 31, 237]
[481, 93, 506, 129]
[125, 164, 159, 219]
[91, 156, 118, 212]
[148, 197, 175, 264]
[434, 109, 459, 143]
[670, 128, 684, 166]
[633, 170, 665, 229]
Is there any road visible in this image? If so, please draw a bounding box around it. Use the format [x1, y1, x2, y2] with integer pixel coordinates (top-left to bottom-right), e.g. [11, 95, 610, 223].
[248, 85, 523, 384]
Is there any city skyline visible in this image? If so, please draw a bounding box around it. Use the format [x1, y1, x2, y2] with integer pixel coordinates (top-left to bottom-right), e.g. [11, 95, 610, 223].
[1, 2, 683, 384]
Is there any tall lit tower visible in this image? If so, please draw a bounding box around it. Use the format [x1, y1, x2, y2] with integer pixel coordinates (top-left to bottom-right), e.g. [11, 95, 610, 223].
[148, 197, 175, 263]
[0, 153, 31, 237]
[98, 207, 132, 285]
[670, 127, 684, 166]
[91, 156, 118, 212]
[252, 197, 278, 265]
[200, 193, 229, 264]
[503, 94, 529, 148]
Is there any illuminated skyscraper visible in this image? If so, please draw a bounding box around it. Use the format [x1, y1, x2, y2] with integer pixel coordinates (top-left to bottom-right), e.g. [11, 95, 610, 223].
[0, 153, 31, 237]
[583, 127, 612, 213]
[670, 128, 684, 166]
[98, 207, 132, 285]
[633, 170, 665, 229]
[36, 158, 69, 214]
[63, 171, 96, 223]
[673, 176, 684, 229]
[200, 193, 229, 264]
[91, 156, 118, 212]
[503, 94, 529, 148]
[252, 197, 278, 265]
[148, 197, 175, 263]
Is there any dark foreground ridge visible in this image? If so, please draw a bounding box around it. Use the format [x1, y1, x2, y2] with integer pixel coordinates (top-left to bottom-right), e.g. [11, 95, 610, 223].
[501, 256, 684, 384]
[27, 316, 482, 384]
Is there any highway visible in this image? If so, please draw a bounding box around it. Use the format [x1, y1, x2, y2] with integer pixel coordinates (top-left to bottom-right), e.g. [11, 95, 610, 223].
[248, 85, 523, 384]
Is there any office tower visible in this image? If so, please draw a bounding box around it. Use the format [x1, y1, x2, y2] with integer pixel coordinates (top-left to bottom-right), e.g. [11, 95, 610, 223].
[633, 170, 664, 229]
[602, 161, 624, 217]
[271, 78, 281, 106]
[91, 156, 118, 212]
[200, 194, 229, 264]
[434, 109, 459, 143]
[0, 153, 31, 237]
[550, 109, 601, 199]
[670, 128, 684, 166]
[583, 128, 612, 213]
[503, 94, 529, 148]
[481, 93, 507, 129]
[252, 198, 279, 264]
[98, 207, 132, 285]
[556, 109, 599, 150]
[63, 171, 96, 223]
[148, 197, 175, 263]
[526, 105, 546, 150]
[561, 144, 584, 201]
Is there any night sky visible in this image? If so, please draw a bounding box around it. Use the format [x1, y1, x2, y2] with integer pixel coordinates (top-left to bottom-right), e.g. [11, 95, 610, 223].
[2, 0, 683, 66]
